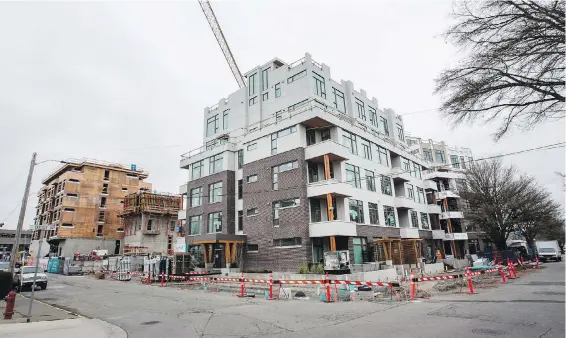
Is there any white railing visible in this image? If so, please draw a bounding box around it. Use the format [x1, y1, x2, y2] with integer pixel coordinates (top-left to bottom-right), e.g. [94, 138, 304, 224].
[180, 138, 236, 160]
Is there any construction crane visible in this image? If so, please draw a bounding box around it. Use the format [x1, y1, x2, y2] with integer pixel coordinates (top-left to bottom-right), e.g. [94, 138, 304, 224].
[198, 0, 246, 89]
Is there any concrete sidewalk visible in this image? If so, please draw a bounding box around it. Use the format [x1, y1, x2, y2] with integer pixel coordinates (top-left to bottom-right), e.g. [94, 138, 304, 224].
[2, 293, 77, 323]
[0, 318, 127, 338]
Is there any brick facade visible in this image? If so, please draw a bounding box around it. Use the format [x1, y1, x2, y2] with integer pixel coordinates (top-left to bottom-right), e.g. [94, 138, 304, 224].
[242, 148, 310, 272]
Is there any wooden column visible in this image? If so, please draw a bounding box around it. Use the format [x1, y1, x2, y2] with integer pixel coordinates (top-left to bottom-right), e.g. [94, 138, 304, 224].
[232, 242, 237, 262]
[225, 243, 231, 266]
[330, 236, 336, 251]
[208, 245, 213, 264]
[326, 194, 334, 221]
[203, 244, 208, 264]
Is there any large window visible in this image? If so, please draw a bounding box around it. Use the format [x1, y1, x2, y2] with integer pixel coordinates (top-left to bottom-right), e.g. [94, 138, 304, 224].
[378, 146, 389, 166]
[361, 138, 372, 160]
[206, 115, 218, 136]
[355, 98, 366, 120]
[349, 199, 364, 223]
[273, 161, 298, 190]
[369, 202, 379, 225]
[402, 157, 410, 172]
[396, 124, 404, 141]
[287, 70, 306, 83]
[207, 212, 222, 233]
[410, 210, 419, 228]
[209, 154, 223, 174]
[380, 117, 389, 136]
[381, 175, 392, 195]
[332, 87, 346, 113]
[237, 150, 243, 169]
[407, 184, 414, 200]
[248, 73, 257, 95]
[451, 155, 460, 168]
[188, 215, 202, 235]
[272, 126, 297, 155]
[275, 84, 281, 98]
[420, 212, 429, 230]
[238, 180, 243, 199]
[417, 188, 425, 204]
[368, 106, 378, 128]
[274, 237, 302, 247]
[192, 160, 203, 180]
[423, 149, 433, 162]
[383, 206, 396, 226]
[237, 210, 243, 231]
[435, 150, 446, 163]
[345, 164, 361, 188]
[208, 182, 222, 203]
[223, 110, 229, 129]
[412, 162, 422, 179]
[273, 198, 300, 226]
[189, 187, 202, 207]
[352, 237, 368, 264]
[247, 175, 257, 183]
[342, 129, 357, 154]
[261, 68, 269, 91]
[365, 170, 376, 191]
[313, 71, 326, 98]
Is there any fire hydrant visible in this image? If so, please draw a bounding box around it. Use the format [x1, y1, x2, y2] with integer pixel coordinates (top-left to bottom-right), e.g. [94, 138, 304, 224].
[4, 291, 16, 320]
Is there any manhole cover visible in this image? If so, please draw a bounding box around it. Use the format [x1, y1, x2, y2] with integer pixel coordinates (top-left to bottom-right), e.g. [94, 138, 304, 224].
[141, 321, 161, 325]
[471, 328, 504, 336]
[534, 291, 565, 296]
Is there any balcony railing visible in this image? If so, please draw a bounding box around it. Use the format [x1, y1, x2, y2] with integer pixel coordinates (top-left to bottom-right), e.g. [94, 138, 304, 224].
[180, 138, 236, 161]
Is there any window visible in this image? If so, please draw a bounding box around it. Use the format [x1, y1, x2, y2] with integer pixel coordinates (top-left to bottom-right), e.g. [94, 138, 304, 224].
[342, 129, 357, 154]
[101, 183, 108, 194]
[121, 187, 128, 192]
[61, 223, 73, 228]
[361, 138, 372, 160]
[396, 124, 404, 141]
[460, 156, 466, 169]
[273, 201, 280, 226]
[306, 129, 316, 146]
[417, 188, 425, 204]
[369, 106, 378, 128]
[287, 70, 306, 83]
[365, 170, 376, 191]
[209, 154, 223, 174]
[222, 110, 229, 129]
[355, 99, 366, 120]
[280, 198, 300, 208]
[420, 212, 429, 230]
[117, 228, 124, 232]
[237, 210, 243, 232]
[207, 212, 222, 233]
[189, 215, 202, 235]
[313, 71, 326, 98]
[238, 180, 243, 199]
[407, 184, 415, 200]
[170, 220, 176, 232]
[321, 128, 330, 141]
[261, 68, 269, 91]
[410, 210, 419, 228]
[288, 99, 308, 111]
[413, 162, 422, 179]
[345, 164, 361, 188]
[247, 175, 257, 183]
[451, 155, 460, 168]
[435, 150, 446, 163]
[332, 88, 346, 113]
[402, 157, 410, 172]
[246, 244, 259, 252]
[380, 117, 389, 136]
[190, 187, 203, 207]
[276, 161, 298, 173]
[378, 146, 389, 166]
[100, 196, 107, 208]
[369, 202, 379, 225]
[98, 211, 105, 222]
[247, 208, 258, 217]
[352, 237, 368, 264]
[66, 193, 78, 198]
[274, 237, 302, 247]
[206, 115, 218, 136]
[208, 182, 222, 203]
[381, 175, 392, 195]
[126, 173, 138, 179]
[63, 208, 75, 212]
[271, 134, 277, 155]
[262, 92, 269, 101]
[249, 73, 257, 95]
[275, 83, 281, 98]
[68, 179, 79, 183]
[192, 160, 204, 180]
[383, 206, 396, 226]
[249, 96, 257, 106]
[349, 199, 365, 223]
[247, 143, 257, 151]
[423, 149, 433, 162]
[237, 150, 244, 169]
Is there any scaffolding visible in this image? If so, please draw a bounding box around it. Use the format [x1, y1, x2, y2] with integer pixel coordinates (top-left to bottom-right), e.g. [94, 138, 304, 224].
[121, 192, 182, 216]
[375, 238, 422, 265]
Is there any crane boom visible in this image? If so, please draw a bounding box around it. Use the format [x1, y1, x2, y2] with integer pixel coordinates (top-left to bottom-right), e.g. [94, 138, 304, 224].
[198, 0, 246, 89]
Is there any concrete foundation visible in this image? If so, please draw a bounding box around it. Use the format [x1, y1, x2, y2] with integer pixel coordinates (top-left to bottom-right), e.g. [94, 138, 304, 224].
[55, 238, 121, 257]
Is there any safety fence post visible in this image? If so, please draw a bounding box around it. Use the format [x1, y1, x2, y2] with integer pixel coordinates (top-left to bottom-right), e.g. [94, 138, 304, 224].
[240, 272, 245, 297]
[499, 264, 506, 284]
[410, 272, 415, 300]
[465, 267, 475, 294]
[507, 261, 516, 279]
[267, 272, 276, 300]
[323, 272, 334, 303]
[536, 255, 540, 268]
[161, 273, 165, 287]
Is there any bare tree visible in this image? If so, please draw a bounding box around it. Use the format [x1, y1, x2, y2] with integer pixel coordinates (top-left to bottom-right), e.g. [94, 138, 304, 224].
[460, 159, 556, 251]
[435, 1, 565, 140]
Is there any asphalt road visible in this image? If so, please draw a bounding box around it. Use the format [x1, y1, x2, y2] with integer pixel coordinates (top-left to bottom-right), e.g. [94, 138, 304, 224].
[26, 262, 565, 338]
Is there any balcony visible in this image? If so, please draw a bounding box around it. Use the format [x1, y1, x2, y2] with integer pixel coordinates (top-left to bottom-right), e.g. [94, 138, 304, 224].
[179, 183, 188, 195]
[440, 211, 464, 220]
[391, 167, 412, 182]
[180, 140, 237, 169]
[443, 232, 468, 241]
[309, 220, 357, 237]
[400, 228, 420, 239]
[432, 230, 446, 240]
[427, 204, 442, 214]
[423, 180, 438, 191]
[436, 190, 460, 199]
[424, 170, 463, 180]
[305, 140, 350, 163]
[394, 197, 415, 209]
[307, 179, 354, 198]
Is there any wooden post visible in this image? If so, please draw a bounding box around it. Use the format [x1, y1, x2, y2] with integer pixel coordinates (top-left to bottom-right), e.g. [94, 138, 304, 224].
[208, 245, 213, 264]
[225, 243, 230, 266]
[203, 244, 208, 264]
[323, 154, 331, 180]
[232, 242, 237, 262]
[326, 193, 334, 221]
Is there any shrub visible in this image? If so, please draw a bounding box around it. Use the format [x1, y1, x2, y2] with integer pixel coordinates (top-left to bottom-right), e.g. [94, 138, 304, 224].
[298, 264, 310, 274]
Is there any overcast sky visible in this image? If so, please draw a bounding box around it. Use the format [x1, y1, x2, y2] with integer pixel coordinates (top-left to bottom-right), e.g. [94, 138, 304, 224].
[0, 1, 564, 230]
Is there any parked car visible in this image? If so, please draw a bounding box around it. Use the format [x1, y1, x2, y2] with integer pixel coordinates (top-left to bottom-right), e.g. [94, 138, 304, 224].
[13, 266, 48, 291]
[0, 262, 9, 272]
[536, 240, 562, 262]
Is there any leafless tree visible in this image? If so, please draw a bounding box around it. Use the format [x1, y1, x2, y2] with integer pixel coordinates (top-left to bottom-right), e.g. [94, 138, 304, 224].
[460, 159, 560, 251]
[435, 1, 565, 140]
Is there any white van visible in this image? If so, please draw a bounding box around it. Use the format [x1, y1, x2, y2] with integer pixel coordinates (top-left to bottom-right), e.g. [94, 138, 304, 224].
[536, 240, 562, 262]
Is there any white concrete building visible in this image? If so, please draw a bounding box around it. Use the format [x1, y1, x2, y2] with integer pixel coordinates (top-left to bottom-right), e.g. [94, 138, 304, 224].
[178, 53, 453, 271]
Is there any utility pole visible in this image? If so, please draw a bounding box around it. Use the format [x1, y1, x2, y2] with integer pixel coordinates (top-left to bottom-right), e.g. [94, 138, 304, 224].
[9, 152, 37, 276]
